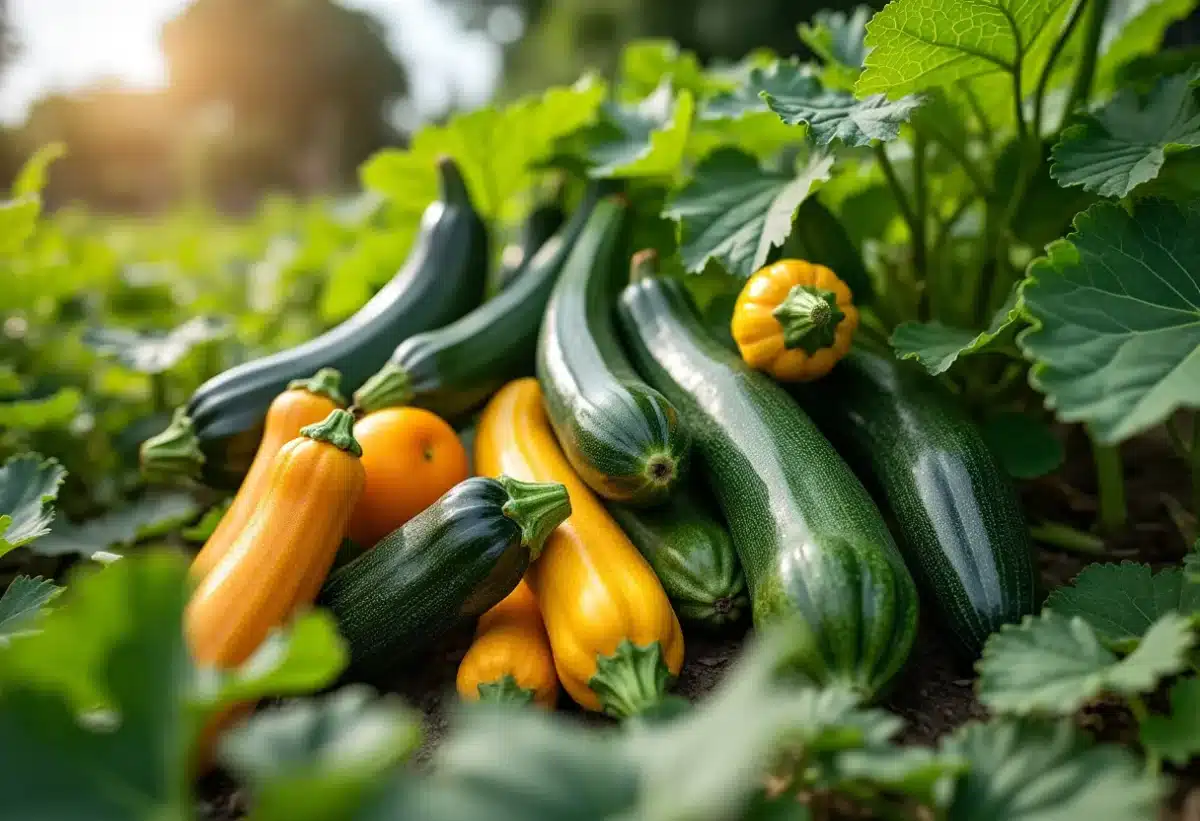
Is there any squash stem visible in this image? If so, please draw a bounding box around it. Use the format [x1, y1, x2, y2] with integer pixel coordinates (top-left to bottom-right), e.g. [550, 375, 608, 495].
[498, 475, 571, 561]
[435, 155, 471, 205]
[140, 406, 205, 483]
[630, 248, 658, 283]
[588, 639, 675, 719]
[477, 673, 536, 706]
[288, 367, 346, 406]
[1091, 435, 1127, 533]
[353, 362, 413, 414]
[773, 285, 845, 354]
[301, 409, 362, 457]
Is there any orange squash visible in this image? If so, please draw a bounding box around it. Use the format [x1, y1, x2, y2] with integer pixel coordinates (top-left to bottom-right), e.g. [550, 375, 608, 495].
[186, 408, 364, 667]
[348, 406, 470, 548]
[474, 378, 684, 717]
[189, 368, 345, 582]
[456, 578, 558, 708]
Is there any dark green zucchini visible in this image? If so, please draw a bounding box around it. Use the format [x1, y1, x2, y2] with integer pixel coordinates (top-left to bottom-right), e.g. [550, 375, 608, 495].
[490, 182, 567, 295]
[353, 183, 603, 421]
[609, 486, 748, 627]
[141, 157, 489, 489]
[790, 349, 1038, 658]
[321, 475, 570, 678]
[616, 265, 917, 698]
[537, 198, 690, 506]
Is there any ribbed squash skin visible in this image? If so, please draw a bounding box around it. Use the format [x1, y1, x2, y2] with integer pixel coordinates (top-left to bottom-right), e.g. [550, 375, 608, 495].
[181, 158, 488, 489]
[321, 477, 536, 678]
[186, 414, 364, 667]
[190, 376, 342, 582]
[456, 579, 559, 708]
[537, 199, 690, 506]
[617, 278, 917, 698]
[475, 378, 684, 712]
[791, 350, 1038, 657]
[609, 489, 748, 627]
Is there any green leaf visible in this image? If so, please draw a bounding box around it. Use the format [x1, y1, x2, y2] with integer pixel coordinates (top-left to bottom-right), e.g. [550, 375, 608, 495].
[857, 0, 1073, 98]
[815, 745, 965, 808]
[1042, 561, 1200, 649]
[695, 62, 814, 159]
[13, 142, 67, 198]
[1116, 46, 1200, 94]
[891, 286, 1023, 375]
[0, 576, 62, 646]
[799, 6, 872, 88]
[82, 316, 230, 375]
[0, 453, 67, 559]
[762, 63, 923, 147]
[32, 492, 201, 557]
[1140, 675, 1200, 766]
[1050, 70, 1200, 198]
[664, 147, 834, 278]
[220, 685, 419, 821]
[977, 611, 1195, 716]
[0, 387, 83, 431]
[586, 81, 695, 179]
[1019, 200, 1200, 444]
[943, 719, 1164, 821]
[619, 40, 713, 100]
[1095, 0, 1200, 92]
[981, 412, 1065, 479]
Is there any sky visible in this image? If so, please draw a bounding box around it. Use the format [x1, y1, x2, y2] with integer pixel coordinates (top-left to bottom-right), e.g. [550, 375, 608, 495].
[0, 0, 504, 127]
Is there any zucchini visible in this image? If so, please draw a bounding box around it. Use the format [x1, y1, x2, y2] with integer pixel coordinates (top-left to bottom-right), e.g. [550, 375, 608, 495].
[609, 486, 748, 627]
[616, 268, 918, 698]
[321, 475, 570, 678]
[490, 183, 567, 294]
[353, 184, 603, 421]
[790, 349, 1038, 657]
[142, 157, 488, 489]
[537, 199, 690, 506]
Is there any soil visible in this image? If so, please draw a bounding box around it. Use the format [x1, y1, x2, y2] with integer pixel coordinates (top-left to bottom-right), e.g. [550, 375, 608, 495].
[197, 427, 1200, 820]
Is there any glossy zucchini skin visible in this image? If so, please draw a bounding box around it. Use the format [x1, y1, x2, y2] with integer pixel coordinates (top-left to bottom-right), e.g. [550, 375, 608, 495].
[185, 157, 488, 488]
[791, 349, 1038, 657]
[354, 185, 603, 422]
[609, 487, 748, 627]
[537, 198, 691, 506]
[617, 277, 918, 698]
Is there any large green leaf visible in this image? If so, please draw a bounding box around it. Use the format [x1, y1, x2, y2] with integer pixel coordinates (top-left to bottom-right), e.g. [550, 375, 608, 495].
[0, 388, 83, 432]
[1019, 200, 1200, 444]
[33, 492, 201, 557]
[586, 81, 695, 178]
[1042, 561, 1200, 649]
[976, 611, 1194, 716]
[0, 576, 62, 646]
[1139, 675, 1200, 765]
[619, 40, 714, 101]
[663, 148, 834, 278]
[0, 453, 67, 559]
[943, 719, 1164, 821]
[891, 286, 1023, 375]
[1095, 0, 1200, 92]
[1050, 70, 1200, 198]
[798, 6, 872, 88]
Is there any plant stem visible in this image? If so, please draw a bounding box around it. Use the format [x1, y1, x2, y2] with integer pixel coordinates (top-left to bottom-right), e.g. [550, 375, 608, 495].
[1029, 521, 1107, 555]
[913, 131, 930, 320]
[963, 86, 995, 150]
[1034, 0, 1089, 137]
[874, 143, 923, 307]
[921, 124, 992, 198]
[1065, 0, 1111, 123]
[1128, 695, 1162, 775]
[1091, 435, 1127, 533]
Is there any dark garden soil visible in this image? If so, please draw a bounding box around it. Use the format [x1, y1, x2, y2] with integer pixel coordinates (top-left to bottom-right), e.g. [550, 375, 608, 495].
[197, 426, 1200, 821]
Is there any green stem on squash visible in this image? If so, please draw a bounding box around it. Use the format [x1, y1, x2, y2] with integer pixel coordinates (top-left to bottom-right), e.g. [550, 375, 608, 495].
[139, 406, 204, 484]
[476, 674, 536, 706]
[772, 285, 846, 353]
[1091, 435, 1127, 533]
[300, 408, 362, 457]
[353, 362, 412, 414]
[497, 475, 571, 561]
[1065, 0, 1111, 125]
[288, 367, 346, 406]
[588, 639, 675, 719]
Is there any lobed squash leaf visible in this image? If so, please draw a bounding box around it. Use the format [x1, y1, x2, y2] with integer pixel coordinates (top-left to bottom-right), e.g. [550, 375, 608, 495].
[0, 453, 67, 559]
[0, 576, 62, 646]
[890, 286, 1023, 376]
[584, 80, 695, 179]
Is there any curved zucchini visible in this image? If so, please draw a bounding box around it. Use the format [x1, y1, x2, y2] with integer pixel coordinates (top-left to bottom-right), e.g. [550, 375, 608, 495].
[144, 157, 488, 489]
[609, 487, 748, 627]
[353, 184, 603, 421]
[320, 475, 570, 678]
[491, 183, 567, 294]
[537, 198, 690, 506]
[790, 349, 1038, 657]
[616, 272, 918, 698]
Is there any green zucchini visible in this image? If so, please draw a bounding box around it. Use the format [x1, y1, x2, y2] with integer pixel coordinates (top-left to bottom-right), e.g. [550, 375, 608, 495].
[141, 157, 489, 489]
[609, 487, 748, 627]
[616, 267, 917, 698]
[353, 184, 603, 421]
[321, 475, 570, 678]
[790, 349, 1038, 657]
[537, 198, 691, 506]
[490, 183, 567, 295]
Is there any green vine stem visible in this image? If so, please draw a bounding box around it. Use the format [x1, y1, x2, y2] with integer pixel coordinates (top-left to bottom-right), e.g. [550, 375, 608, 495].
[1091, 436, 1127, 533]
[1033, 0, 1089, 136]
[873, 144, 920, 260]
[1128, 695, 1161, 775]
[1029, 522, 1107, 555]
[1065, 0, 1112, 124]
[913, 130, 930, 321]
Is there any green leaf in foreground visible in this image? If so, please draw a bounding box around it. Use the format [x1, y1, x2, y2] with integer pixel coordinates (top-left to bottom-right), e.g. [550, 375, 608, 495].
[0, 576, 62, 646]
[890, 287, 1023, 375]
[762, 62, 922, 147]
[943, 719, 1164, 821]
[664, 147, 833, 277]
[980, 412, 1065, 479]
[1050, 70, 1200, 199]
[1043, 561, 1200, 649]
[977, 611, 1194, 716]
[0, 453, 67, 559]
[586, 80, 695, 178]
[1019, 200, 1200, 444]
[1140, 676, 1200, 766]
[220, 685, 420, 821]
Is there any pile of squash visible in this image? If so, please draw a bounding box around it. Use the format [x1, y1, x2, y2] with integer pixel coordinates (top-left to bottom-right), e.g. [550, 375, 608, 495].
[143, 157, 1039, 730]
